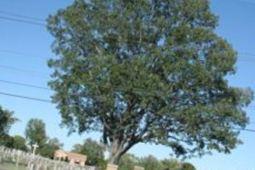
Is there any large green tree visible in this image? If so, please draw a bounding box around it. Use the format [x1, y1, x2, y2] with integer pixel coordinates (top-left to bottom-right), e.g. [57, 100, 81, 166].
[47, 0, 253, 164]
[25, 118, 47, 150]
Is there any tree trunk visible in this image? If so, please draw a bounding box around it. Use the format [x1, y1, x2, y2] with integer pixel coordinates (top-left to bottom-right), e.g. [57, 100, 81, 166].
[107, 139, 138, 165]
[108, 140, 123, 164]
[108, 151, 122, 164]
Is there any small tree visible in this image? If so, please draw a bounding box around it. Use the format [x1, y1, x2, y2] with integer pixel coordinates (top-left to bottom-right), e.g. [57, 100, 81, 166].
[25, 119, 47, 150]
[0, 106, 17, 147]
[72, 138, 105, 167]
[47, 0, 253, 164]
[12, 135, 28, 151]
[0, 135, 14, 148]
[0, 106, 17, 138]
[119, 154, 139, 170]
[139, 155, 163, 170]
[40, 138, 63, 158]
[161, 159, 182, 170]
[181, 162, 196, 170]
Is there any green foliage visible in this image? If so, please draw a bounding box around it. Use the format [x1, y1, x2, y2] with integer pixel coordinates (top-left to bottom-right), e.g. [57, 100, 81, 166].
[138, 155, 163, 170]
[119, 154, 139, 170]
[161, 159, 182, 170]
[40, 138, 63, 158]
[0, 135, 28, 152]
[0, 106, 17, 138]
[181, 162, 196, 170]
[95, 159, 107, 170]
[0, 134, 14, 148]
[0, 106, 17, 148]
[12, 135, 28, 151]
[119, 154, 195, 170]
[72, 138, 106, 167]
[47, 0, 253, 163]
[25, 119, 47, 149]
[25, 118, 62, 158]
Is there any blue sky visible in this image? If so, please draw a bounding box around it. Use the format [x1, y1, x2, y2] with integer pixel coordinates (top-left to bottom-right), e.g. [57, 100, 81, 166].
[0, 0, 255, 170]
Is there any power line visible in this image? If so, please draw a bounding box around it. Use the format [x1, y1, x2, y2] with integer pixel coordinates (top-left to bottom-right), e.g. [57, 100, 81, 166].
[239, 52, 255, 57]
[0, 64, 49, 78]
[242, 128, 255, 133]
[0, 79, 50, 90]
[0, 91, 51, 103]
[0, 15, 45, 27]
[249, 121, 255, 124]
[0, 49, 50, 60]
[235, 0, 255, 6]
[235, 127, 255, 133]
[0, 10, 45, 26]
[0, 10, 45, 22]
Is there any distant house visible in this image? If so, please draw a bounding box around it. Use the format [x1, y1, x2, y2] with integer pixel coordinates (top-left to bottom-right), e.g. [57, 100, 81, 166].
[54, 150, 87, 166]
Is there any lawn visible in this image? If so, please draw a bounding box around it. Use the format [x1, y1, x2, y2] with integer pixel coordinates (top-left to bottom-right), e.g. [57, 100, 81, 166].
[0, 162, 26, 170]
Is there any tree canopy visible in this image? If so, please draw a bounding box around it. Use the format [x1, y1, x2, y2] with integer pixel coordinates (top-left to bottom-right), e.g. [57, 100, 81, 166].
[0, 106, 17, 138]
[0, 106, 17, 147]
[25, 118, 63, 157]
[25, 118, 47, 149]
[12, 135, 28, 151]
[47, 0, 253, 164]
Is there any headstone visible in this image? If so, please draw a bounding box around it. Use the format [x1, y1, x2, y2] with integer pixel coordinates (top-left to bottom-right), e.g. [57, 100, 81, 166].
[16, 150, 21, 168]
[134, 166, 145, 170]
[32, 143, 39, 155]
[0, 146, 95, 170]
[106, 164, 118, 170]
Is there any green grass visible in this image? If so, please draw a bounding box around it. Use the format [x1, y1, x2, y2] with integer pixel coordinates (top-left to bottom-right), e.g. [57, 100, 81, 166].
[0, 162, 26, 170]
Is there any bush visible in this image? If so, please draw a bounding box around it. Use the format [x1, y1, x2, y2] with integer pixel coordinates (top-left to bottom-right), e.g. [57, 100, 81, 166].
[181, 162, 196, 170]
